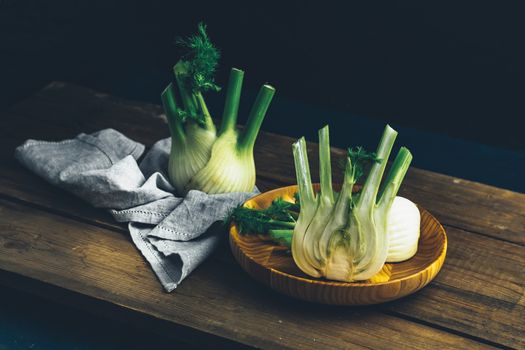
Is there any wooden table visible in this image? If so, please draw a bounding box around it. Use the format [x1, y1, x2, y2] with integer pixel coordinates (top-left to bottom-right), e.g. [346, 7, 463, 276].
[1, 82, 523, 349]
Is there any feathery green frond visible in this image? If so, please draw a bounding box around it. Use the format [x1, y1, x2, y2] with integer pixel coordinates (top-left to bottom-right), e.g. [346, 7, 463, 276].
[347, 146, 381, 182]
[176, 22, 221, 93]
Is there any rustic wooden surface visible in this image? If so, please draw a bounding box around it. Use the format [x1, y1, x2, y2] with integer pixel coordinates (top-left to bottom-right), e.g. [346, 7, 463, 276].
[230, 185, 448, 305]
[0, 81, 524, 349]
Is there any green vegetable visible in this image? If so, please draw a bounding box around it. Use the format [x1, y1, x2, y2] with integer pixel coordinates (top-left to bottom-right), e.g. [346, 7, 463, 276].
[346, 146, 380, 183]
[161, 23, 275, 195]
[229, 195, 420, 260]
[268, 229, 294, 248]
[226, 125, 418, 269]
[292, 125, 413, 281]
[227, 197, 298, 247]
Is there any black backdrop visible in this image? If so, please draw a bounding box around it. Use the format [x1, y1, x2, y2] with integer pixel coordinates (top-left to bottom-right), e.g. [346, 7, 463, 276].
[1, 1, 524, 158]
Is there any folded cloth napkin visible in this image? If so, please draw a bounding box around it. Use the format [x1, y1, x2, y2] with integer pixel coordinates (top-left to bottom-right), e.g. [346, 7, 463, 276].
[15, 129, 258, 292]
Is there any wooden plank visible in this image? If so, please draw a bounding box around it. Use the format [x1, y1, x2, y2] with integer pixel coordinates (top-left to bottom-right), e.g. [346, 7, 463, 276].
[0, 270, 243, 350]
[385, 225, 525, 348]
[1, 84, 525, 346]
[0, 198, 493, 350]
[8, 82, 525, 245]
[1, 161, 522, 347]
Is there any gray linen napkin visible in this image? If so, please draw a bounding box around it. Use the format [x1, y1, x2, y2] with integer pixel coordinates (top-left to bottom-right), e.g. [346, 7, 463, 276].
[15, 129, 258, 292]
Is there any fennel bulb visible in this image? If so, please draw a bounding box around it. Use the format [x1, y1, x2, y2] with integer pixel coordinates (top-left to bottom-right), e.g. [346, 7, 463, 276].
[292, 125, 413, 282]
[161, 23, 275, 195]
[386, 196, 420, 262]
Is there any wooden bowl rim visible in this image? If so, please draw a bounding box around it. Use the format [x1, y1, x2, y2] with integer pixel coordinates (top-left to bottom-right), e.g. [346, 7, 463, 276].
[230, 184, 448, 288]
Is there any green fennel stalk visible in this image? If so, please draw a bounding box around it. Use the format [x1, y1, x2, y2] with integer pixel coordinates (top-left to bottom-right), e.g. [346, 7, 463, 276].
[161, 23, 275, 195]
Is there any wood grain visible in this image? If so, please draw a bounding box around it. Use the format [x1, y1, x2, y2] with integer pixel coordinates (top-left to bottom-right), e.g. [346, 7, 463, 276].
[0, 82, 523, 348]
[230, 185, 447, 305]
[0, 198, 493, 350]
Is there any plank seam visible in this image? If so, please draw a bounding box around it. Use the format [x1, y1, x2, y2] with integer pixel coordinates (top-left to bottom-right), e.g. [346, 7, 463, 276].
[440, 222, 525, 248]
[381, 309, 513, 350]
[0, 192, 127, 234]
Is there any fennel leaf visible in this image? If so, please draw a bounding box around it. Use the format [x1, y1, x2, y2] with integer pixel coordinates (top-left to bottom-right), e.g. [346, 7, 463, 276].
[176, 22, 221, 94]
[347, 146, 381, 182]
[226, 197, 298, 247]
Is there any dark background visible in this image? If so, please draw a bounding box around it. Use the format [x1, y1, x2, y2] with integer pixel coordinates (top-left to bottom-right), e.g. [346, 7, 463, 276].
[2, 1, 525, 147]
[2, 0, 525, 194]
[0, 1, 524, 347]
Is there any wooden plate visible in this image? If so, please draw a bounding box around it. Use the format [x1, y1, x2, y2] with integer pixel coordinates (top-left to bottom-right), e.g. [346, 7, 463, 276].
[229, 185, 447, 305]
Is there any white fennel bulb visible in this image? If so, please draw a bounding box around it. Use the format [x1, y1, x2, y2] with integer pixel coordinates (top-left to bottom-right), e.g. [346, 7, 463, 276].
[386, 196, 420, 262]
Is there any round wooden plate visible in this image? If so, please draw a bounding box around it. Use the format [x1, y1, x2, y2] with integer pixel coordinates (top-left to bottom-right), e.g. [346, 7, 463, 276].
[229, 185, 447, 305]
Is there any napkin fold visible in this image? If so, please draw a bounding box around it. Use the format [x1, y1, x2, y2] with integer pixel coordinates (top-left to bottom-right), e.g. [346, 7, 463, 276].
[15, 129, 257, 292]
